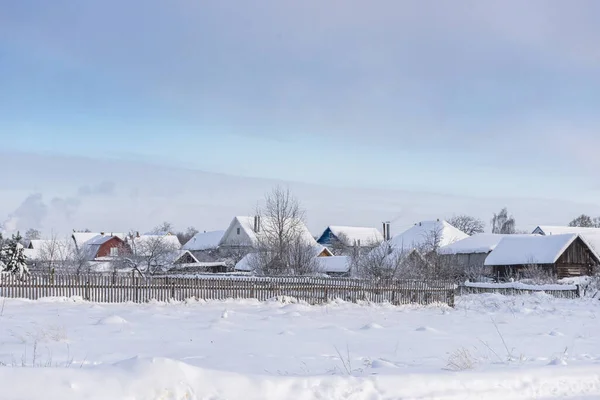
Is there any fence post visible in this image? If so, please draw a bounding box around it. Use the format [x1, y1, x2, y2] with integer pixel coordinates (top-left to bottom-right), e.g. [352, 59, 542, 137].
[85, 278, 90, 301]
[171, 280, 176, 300]
[133, 270, 139, 303]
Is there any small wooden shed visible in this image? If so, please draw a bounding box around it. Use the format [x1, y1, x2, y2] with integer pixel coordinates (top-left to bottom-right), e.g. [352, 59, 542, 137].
[484, 234, 599, 279]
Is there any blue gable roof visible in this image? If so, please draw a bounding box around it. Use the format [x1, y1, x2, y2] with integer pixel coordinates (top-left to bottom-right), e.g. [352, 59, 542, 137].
[317, 227, 335, 246]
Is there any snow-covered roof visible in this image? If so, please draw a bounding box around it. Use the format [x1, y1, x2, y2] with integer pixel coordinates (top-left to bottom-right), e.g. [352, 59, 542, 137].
[172, 250, 199, 264]
[234, 253, 255, 272]
[386, 220, 468, 252]
[319, 226, 383, 246]
[72, 232, 125, 248]
[221, 216, 317, 247]
[85, 235, 116, 246]
[24, 239, 72, 260]
[532, 226, 600, 255]
[130, 234, 181, 254]
[484, 234, 599, 266]
[533, 226, 600, 236]
[317, 256, 351, 274]
[438, 233, 538, 255]
[182, 230, 225, 251]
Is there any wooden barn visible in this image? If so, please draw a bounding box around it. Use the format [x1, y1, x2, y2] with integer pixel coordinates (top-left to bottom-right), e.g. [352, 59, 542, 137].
[484, 234, 599, 280]
[437, 233, 537, 269]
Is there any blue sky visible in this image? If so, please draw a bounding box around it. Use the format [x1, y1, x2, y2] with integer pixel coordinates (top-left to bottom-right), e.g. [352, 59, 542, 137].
[1, 1, 600, 234]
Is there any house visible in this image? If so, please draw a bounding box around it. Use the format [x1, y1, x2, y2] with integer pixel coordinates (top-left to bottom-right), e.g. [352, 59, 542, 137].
[219, 216, 316, 247]
[317, 226, 383, 248]
[438, 233, 537, 269]
[234, 244, 334, 274]
[72, 231, 125, 251]
[374, 220, 468, 258]
[24, 239, 72, 266]
[81, 235, 126, 260]
[532, 225, 600, 255]
[219, 216, 332, 256]
[532, 226, 600, 236]
[484, 234, 599, 279]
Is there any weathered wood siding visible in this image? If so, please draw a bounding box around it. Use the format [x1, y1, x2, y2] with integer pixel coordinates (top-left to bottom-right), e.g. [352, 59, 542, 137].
[493, 237, 598, 280]
[555, 237, 596, 278]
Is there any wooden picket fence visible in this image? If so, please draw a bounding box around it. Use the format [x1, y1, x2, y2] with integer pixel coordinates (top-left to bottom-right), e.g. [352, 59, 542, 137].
[456, 283, 580, 299]
[0, 273, 456, 306]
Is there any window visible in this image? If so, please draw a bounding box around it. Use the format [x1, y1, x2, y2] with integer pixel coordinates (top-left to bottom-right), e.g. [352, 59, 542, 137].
[110, 247, 118, 257]
[236, 227, 241, 235]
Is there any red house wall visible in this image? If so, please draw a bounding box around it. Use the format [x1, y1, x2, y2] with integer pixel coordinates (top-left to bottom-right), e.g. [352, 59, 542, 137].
[96, 237, 125, 258]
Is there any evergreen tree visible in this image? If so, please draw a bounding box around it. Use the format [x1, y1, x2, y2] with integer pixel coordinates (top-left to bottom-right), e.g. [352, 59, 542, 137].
[0, 232, 29, 278]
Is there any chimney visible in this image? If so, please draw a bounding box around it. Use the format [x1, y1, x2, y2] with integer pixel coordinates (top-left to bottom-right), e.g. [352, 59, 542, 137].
[136, 231, 140, 238]
[382, 221, 391, 241]
[100, 232, 105, 236]
[254, 215, 261, 233]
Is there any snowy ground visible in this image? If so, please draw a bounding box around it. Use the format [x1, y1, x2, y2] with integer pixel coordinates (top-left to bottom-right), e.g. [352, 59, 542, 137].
[0, 294, 599, 399]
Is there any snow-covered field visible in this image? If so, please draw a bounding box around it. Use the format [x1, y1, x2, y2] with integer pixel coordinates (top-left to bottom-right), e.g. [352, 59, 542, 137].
[0, 294, 599, 399]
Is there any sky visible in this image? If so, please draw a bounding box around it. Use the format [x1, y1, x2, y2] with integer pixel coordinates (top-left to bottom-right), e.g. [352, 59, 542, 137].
[1, 1, 600, 237]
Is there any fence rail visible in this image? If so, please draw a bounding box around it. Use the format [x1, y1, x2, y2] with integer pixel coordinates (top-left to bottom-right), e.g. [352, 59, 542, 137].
[456, 283, 580, 299]
[0, 274, 456, 306]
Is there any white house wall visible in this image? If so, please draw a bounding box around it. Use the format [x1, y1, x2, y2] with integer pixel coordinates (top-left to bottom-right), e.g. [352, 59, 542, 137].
[219, 219, 255, 247]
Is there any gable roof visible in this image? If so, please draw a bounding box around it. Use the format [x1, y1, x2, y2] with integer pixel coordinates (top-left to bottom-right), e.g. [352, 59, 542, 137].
[484, 234, 600, 266]
[438, 233, 538, 255]
[387, 220, 468, 252]
[220, 216, 317, 247]
[532, 226, 600, 255]
[72, 232, 125, 249]
[182, 230, 225, 251]
[318, 226, 383, 246]
[533, 225, 600, 236]
[171, 250, 199, 264]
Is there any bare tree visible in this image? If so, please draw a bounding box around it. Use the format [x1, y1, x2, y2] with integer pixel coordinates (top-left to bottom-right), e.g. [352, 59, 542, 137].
[218, 239, 251, 269]
[67, 241, 91, 275]
[447, 215, 485, 235]
[355, 242, 394, 279]
[258, 186, 305, 253]
[329, 232, 351, 256]
[116, 232, 179, 276]
[252, 186, 312, 275]
[491, 208, 516, 234]
[153, 222, 175, 235]
[569, 214, 595, 228]
[288, 238, 320, 275]
[24, 228, 41, 241]
[37, 235, 71, 273]
[176, 226, 199, 246]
